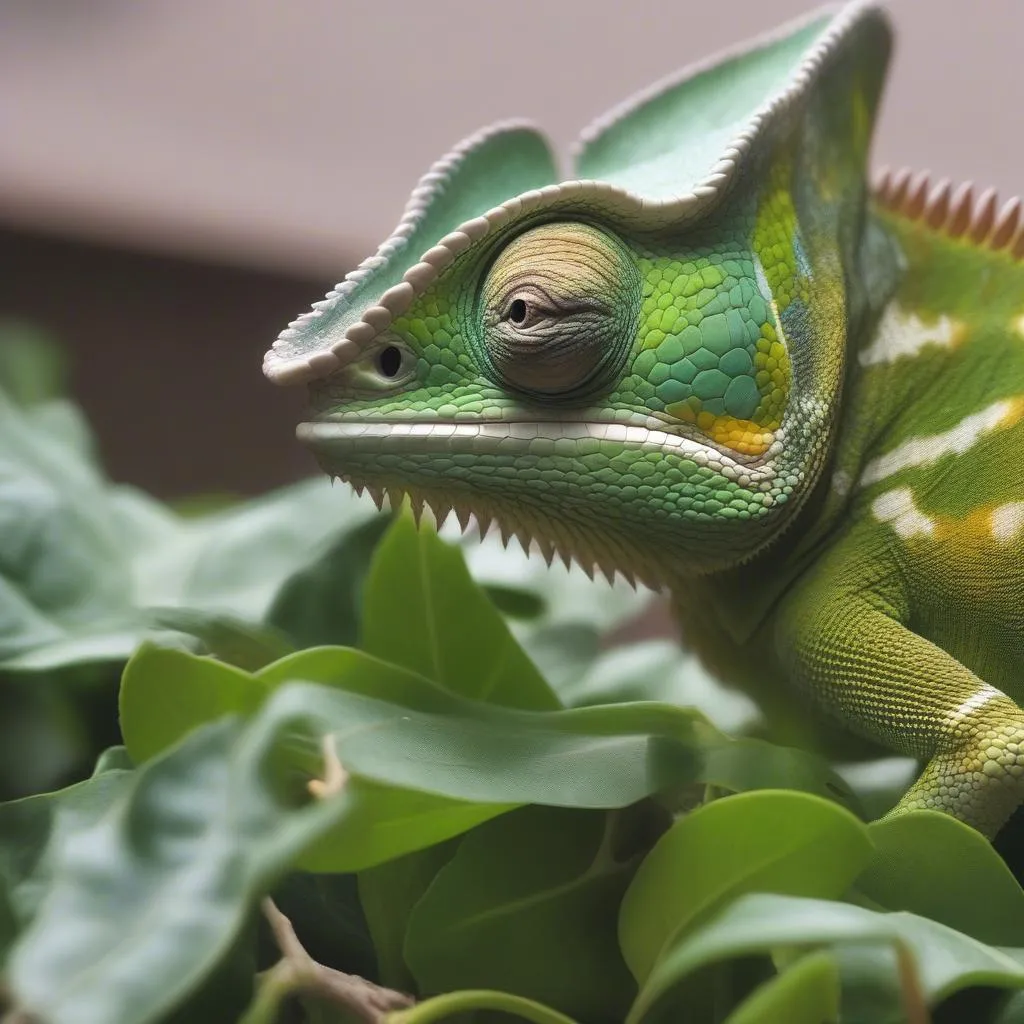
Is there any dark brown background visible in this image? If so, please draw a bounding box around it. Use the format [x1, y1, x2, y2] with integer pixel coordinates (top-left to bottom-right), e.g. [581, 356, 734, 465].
[2, 1, 1017, 498]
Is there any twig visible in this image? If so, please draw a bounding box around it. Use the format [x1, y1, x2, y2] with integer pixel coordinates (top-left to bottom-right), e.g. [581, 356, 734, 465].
[244, 898, 414, 1024]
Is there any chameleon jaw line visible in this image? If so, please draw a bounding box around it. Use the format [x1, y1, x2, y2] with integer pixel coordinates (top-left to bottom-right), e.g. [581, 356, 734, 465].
[296, 419, 780, 487]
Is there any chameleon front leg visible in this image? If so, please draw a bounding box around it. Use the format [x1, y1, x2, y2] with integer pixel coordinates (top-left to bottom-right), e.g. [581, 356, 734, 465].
[775, 575, 1024, 838]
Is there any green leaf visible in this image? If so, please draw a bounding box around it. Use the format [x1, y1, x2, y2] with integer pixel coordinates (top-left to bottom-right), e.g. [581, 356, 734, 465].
[627, 893, 1024, 1023]
[148, 607, 295, 671]
[6, 712, 345, 1024]
[558, 640, 759, 734]
[478, 583, 546, 621]
[267, 513, 392, 649]
[362, 513, 560, 710]
[405, 804, 658, 1022]
[298, 778, 510, 875]
[0, 770, 134, 938]
[119, 643, 268, 763]
[856, 810, 1024, 945]
[723, 951, 839, 1024]
[122, 643, 856, 868]
[357, 839, 460, 990]
[0, 387, 138, 666]
[91, 744, 133, 775]
[619, 790, 874, 984]
[230, 675, 711, 810]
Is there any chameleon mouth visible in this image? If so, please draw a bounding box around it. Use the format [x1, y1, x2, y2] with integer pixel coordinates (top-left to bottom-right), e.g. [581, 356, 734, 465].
[297, 419, 779, 490]
[297, 417, 782, 585]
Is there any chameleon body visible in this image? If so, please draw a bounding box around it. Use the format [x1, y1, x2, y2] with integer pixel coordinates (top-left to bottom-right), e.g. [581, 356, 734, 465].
[264, 3, 1024, 838]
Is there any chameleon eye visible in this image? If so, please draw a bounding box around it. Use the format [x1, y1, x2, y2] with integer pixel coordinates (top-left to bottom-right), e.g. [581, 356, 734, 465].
[480, 222, 640, 398]
[507, 298, 529, 325]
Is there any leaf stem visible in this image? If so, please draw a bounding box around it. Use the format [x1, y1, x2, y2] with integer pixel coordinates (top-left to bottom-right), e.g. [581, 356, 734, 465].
[387, 989, 579, 1024]
[248, 898, 414, 1023]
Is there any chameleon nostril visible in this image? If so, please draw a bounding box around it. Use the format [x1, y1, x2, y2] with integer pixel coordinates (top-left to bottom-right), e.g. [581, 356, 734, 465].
[376, 345, 403, 378]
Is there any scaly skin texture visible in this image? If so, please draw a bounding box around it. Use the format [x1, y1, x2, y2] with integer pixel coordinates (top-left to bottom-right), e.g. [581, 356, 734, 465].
[265, 4, 1024, 837]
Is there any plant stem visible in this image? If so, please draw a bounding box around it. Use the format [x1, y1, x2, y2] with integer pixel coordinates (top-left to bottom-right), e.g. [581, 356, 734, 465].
[387, 989, 579, 1024]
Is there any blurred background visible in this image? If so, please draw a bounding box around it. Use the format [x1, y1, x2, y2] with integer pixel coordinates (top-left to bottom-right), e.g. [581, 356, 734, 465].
[1, 0, 1019, 499]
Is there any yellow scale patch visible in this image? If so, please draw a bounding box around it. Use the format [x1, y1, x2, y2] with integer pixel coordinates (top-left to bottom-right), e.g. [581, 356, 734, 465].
[665, 403, 775, 457]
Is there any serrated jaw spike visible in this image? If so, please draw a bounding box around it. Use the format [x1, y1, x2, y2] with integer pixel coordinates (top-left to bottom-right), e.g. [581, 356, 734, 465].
[432, 502, 453, 528]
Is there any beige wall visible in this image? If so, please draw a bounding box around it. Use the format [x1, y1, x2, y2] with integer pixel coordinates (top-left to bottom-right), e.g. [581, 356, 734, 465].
[1, 2, 1019, 277]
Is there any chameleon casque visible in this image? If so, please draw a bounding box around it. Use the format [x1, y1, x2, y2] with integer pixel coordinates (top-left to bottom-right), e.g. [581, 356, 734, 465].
[263, 2, 1024, 838]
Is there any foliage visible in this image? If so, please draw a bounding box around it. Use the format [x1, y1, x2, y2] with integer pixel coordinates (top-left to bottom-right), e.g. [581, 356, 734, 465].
[3, 333, 1024, 1023]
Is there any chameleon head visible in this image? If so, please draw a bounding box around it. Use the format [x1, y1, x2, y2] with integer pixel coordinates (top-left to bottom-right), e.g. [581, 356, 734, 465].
[264, 2, 895, 587]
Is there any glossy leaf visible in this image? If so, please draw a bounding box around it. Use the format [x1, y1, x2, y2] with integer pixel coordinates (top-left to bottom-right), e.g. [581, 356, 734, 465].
[559, 639, 759, 734]
[361, 513, 559, 710]
[405, 805, 656, 1021]
[121, 644, 855, 871]
[856, 810, 1024, 945]
[148, 607, 295, 672]
[120, 643, 268, 763]
[619, 790, 873, 983]
[267, 512, 393, 649]
[723, 951, 839, 1024]
[6, 714, 344, 1024]
[0, 769, 134, 936]
[628, 892, 1024, 1023]
[357, 839, 460, 990]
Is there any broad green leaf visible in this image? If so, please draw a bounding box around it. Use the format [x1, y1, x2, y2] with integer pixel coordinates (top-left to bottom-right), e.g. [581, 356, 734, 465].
[0, 388, 137, 665]
[91, 744, 133, 776]
[362, 513, 559, 710]
[298, 778, 511, 874]
[122, 645, 855, 868]
[856, 810, 1024, 945]
[148, 607, 295, 671]
[249, 679, 707, 809]
[0, 770, 134, 937]
[723, 951, 839, 1024]
[559, 640, 759, 734]
[6, 713, 345, 1024]
[405, 805, 657, 1022]
[479, 583, 546, 621]
[120, 643, 268, 763]
[627, 893, 1024, 1024]
[267, 513, 392, 649]
[619, 791, 874, 983]
[358, 839, 460, 990]
[514, 622, 602, 696]
[701, 737, 861, 815]
[124, 478, 378, 622]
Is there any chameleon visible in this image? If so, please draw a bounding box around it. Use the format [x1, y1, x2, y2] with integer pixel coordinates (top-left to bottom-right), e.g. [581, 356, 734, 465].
[263, 2, 1024, 839]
